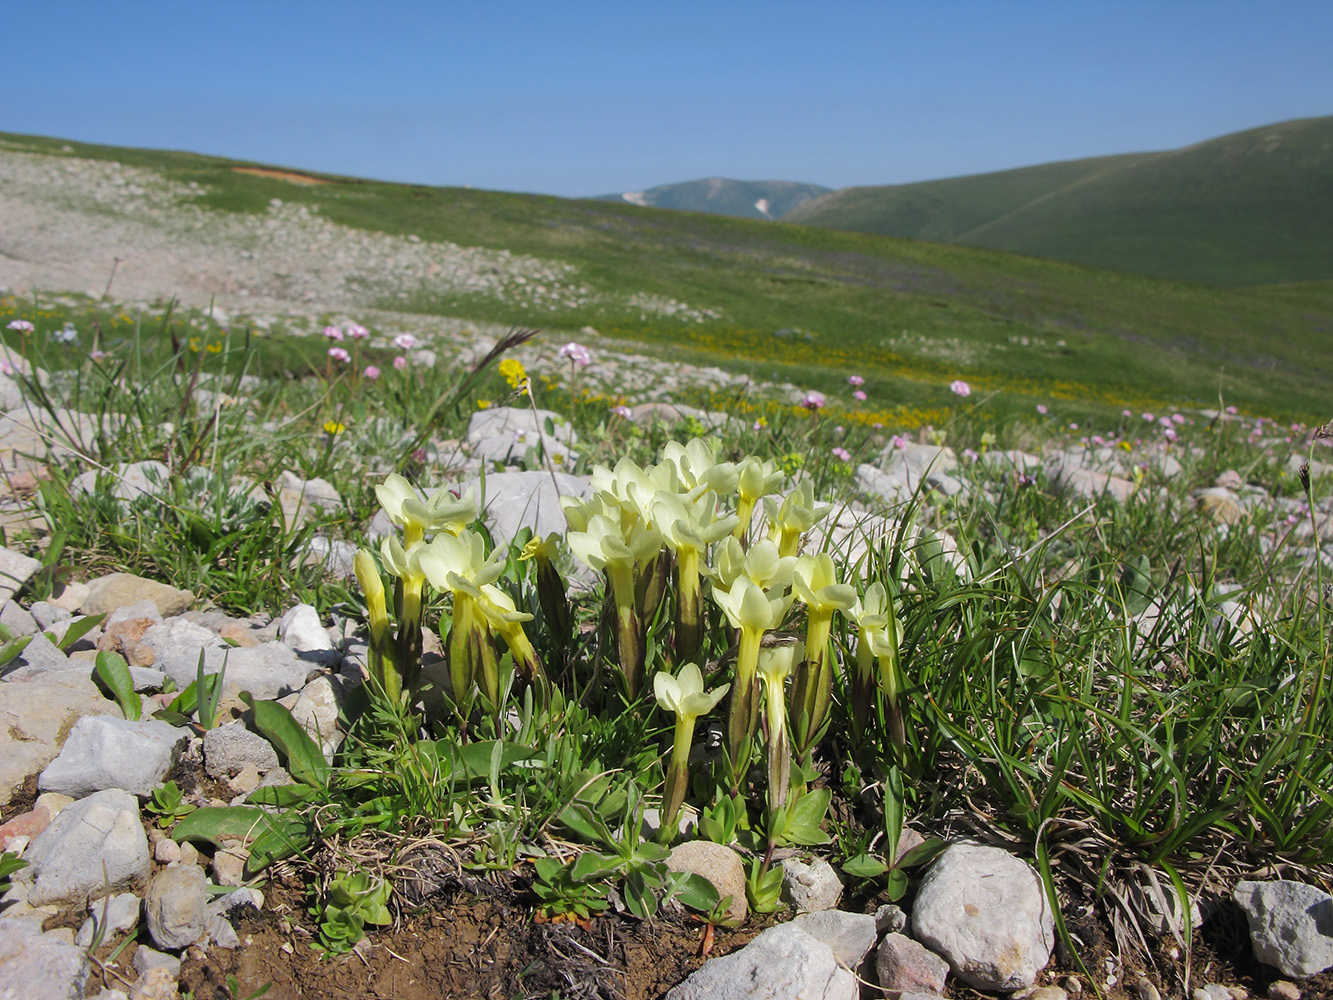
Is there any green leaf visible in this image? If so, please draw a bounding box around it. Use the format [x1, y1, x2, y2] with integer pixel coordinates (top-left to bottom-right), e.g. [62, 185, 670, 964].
[198, 649, 225, 730]
[93, 650, 142, 721]
[245, 812, 315, 874]
[428, 739, 540, 782]
[0, 634, 33, 671]
[150, 709, 194, 728]
[667, 871, 721, 913]
[241, 693, 330, 789]
[898, 837, 947, 868]
[49, 612, 105, 652]
[784, 787, 832, 846]
[884, 867, 909, 901]
[245, 783, 320, 808]
[841, 853, 889, 879]
[172, 806, 287, 847]
[570, 851, 619, 883]
[556, 801, 616, 848]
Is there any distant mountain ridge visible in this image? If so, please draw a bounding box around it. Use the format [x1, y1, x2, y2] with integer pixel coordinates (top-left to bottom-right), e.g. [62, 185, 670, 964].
[593, 178, 831, 221]
[783, 116, 1333, 286]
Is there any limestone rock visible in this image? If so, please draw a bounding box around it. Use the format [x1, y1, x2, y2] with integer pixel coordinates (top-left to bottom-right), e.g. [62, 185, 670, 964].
[81, 573, 194, 617]
[781, 856, 843, 912]
[0, 918, 90, 999]
[145, 864, 208, 951]
[0, 676, 121, 805]
[20, 788, 150, 906]
[38, 715, 187, 798]
[203, 723, 280, 778]
[664, 921, 857, 1000]
[876, 931, 951, 997]
[911, 842, 1055, 991]
[1234, 879, 1333, 978]
[665, 840, 747, 924]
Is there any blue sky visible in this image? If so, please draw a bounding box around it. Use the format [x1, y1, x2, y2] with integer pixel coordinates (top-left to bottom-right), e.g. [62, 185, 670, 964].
[6, 1, 1330, 197]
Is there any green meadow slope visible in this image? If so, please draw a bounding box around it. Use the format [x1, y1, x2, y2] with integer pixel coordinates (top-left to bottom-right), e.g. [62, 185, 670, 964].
[2, 130, 1330, 421]
[785, 116, 1333, 286]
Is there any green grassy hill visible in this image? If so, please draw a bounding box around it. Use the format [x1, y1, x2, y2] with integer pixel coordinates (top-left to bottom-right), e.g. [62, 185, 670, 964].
[3, 130, 1331, 422]
[784, 116, 1333, 286]
[593, 178, 830, 220]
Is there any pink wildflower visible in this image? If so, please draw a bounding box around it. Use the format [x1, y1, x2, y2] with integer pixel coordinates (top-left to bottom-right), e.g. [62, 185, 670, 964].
[611, 404, 632, 419]
[852, 390, 867, 401]
[949, 380, 971, 397]
[1036, 404, 1048, 415]
[1225, 405, 1238, 415]
[890, 435, 908, 450]
[1122, 409, 1133, 418]
[1164, 428, 1178, 442]
[801, 391, 825, 411]
[393, 355, 408, 371]
[1172, 413, 1186, 425]
[963, 448, 979, 461]
[847, 374, 865, 387]
[392, 333, 418, 350]
[328, 347, 351, 363]
[346, 323, 369, 340]
[832, 447, 851, 461]
[323, 325, 344, 341]
[6, 320, 33, 333]
[1142, 412, 1155, 422]
[558, 341, 592, 366]
[363, 365, 381, 380]
[1069, 423, 1079, 430]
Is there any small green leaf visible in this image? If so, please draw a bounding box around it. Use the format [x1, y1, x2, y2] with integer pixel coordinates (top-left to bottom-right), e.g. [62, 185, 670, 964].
[245, 783, 320, 808]
[668, 871, 721, 913]
[842, 853, 890, 879]
[898, 837, 947, 868]
[172, 806, 284, 847]
[0, 634, 33, 671]
[50, 612, 105, 652]
[570, 851, 618, 882]
[241, 693, 330, 789]
[884, 866, 909, 901]
[785, 787, 832, 846]
[93, 650, 142, 721]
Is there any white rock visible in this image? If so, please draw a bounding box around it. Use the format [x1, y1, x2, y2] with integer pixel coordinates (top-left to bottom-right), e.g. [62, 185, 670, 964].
[0, 546, 41, 605]
[911, 842, 1055, 991]
[664, 921, 857, 1000]
[276, 603, 340, 666]
[0, 677, 121, 806]
[781, 856, 843, 912]
[0, 917, 90, 999]
[19, 788, 150, 906]
[1235, 879, 1333, 978]
[288, 676, 342, 761]
[75, 891, 141, 947]
[38, 716, 187, 798]
[145, 864, 208, 951]
[459, 470, 592, 547]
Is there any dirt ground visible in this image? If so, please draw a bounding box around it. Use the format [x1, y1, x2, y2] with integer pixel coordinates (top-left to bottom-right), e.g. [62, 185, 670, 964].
[7, 771, 1333, 999]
